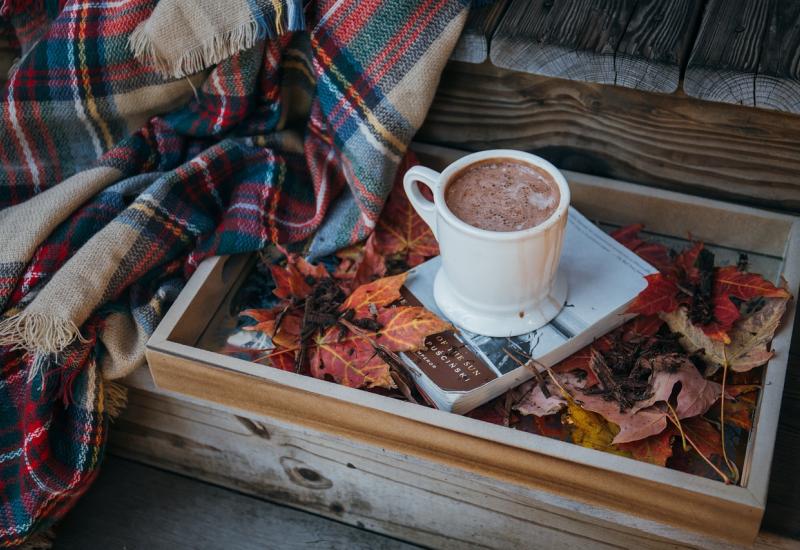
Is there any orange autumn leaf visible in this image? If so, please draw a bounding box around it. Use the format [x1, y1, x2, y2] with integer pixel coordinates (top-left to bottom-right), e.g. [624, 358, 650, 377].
[241, 307, 302, 349]
[270, 249, 329, 300]
[374, 306, 453, 350]
[333, 233, 387, 291]
[340, 272, 408, 312]
[310, 331, 393, 389]
[240, 308, 279, 334]
[309, 305, 450, 389]
[374, 179, 439, 266]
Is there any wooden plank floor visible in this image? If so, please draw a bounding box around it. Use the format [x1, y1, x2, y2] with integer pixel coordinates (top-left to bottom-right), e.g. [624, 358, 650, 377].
[54, 456, 417, 550]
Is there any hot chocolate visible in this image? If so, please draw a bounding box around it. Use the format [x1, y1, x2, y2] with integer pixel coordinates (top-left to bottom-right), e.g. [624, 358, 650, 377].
[444, 159, 560, 232]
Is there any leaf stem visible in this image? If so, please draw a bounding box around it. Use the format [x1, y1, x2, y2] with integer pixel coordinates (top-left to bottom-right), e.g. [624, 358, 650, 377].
[665, 402, 688, 452]
[720, 348, 739, 482]
[666, 415, 731, 484]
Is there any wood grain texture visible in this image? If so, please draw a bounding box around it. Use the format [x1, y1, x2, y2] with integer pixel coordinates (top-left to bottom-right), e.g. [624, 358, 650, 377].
[451, 0, 509, 63]
[614, 0, 703, 92]
[113, 369, 800, 549]
[56, 457, 414, 550]
[490, 0, 636, 84]
[417, 62, 800, 212]
[755, 0, 800, 113]
[684, 0, 770, 107]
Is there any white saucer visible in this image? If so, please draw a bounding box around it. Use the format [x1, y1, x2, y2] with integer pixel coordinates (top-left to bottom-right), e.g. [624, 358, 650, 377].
[433, 269, 568, 337]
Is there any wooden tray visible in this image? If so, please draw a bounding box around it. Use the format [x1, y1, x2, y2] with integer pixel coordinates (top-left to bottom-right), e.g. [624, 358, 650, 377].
[145, 144, 800, 546]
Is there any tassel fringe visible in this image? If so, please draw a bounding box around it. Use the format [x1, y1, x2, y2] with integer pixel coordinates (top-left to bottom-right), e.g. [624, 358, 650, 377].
[129, 18, 266, 79]
[129, 0, 305, 79]
[0, 312, 86, 355]
[103, 380, 128, 420]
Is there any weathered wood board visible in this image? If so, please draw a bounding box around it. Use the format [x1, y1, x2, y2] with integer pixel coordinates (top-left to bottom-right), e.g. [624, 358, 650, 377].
[490, 0, 702, 93]
[417, 62, 800, 212]
[685, 0, 800, 113]
[491, 0, 636, 85]
[755, 0, 800, 113]
[56, 456, 414, 550]
[450, 0, 509, 64]
[113, 368, 798, 550]
[614, 0, 703, 93]
[684, 0, 770, 107]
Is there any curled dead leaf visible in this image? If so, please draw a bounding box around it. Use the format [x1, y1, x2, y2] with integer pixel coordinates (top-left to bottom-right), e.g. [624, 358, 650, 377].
[661, 296, 789, 374]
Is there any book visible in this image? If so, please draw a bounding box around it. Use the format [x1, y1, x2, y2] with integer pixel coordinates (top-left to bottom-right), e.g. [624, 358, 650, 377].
[398, 207, 657, 414]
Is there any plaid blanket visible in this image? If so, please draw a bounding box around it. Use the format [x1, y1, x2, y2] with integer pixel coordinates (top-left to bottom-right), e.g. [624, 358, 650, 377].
[0, 0, 470, 545]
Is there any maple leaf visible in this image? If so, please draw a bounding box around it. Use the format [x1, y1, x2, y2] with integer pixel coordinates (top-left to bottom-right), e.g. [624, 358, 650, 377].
[662, 296, 789, 374]
[622, 314, 664, 342]
[340, 272, 408, 312]
[611, 224, 674, 274]
[308, 307, 450, 389]
[714, 266, 791, 301]
[374, 176, 439, 267]
[333, 232, 387, 291]
[240, 308, 279, 335]
[310, 331, 393, 388]
[629, 354, 721, 420]
[616, 427, 675, 466]
[673, 242, 704, 280]
[270, 250, 329, 300]
[627, 273, 682, 316]
[241, 307, 302, 349]
[698, 267, 791, 343]
[373, 306, 452, 350]
[681, 417, 724, 462]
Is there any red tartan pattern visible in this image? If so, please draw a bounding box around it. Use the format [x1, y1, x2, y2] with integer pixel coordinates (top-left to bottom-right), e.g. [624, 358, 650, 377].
[0, 0, 471, 545]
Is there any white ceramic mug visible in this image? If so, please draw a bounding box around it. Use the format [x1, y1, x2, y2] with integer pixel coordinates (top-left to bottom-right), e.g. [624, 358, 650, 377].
[404, 150, 570, 337]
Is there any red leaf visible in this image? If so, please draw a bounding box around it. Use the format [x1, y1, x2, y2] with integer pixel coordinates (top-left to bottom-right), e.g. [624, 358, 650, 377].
[240, 308, 279, 334]
[617, 427, 675, 466]
[622, 315, 664, 341]
[674, 242, 704, 281]
[611, 224, 673, 274]
[627, 273, 683, 316]
[333, 233, 387, 291]
[310, 332, 393, 389]
[681, 417, 723, 460]
[268, 349, 296, 372]
[240, 307, 303, 349]
[270, 250, 329, 300]
[700, 267, 791, 342]
[714, 266, 791, 301]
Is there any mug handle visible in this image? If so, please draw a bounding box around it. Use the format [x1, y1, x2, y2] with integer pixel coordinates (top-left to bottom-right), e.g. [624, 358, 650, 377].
[403, 166, 440, 238]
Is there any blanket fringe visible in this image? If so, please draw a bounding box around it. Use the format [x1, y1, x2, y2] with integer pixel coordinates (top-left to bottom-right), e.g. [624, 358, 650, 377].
[0, 312, 87, 355]
[130, 18, 265, 79]
[103, 380, 128, 420]
[18, 528, 53, 550]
